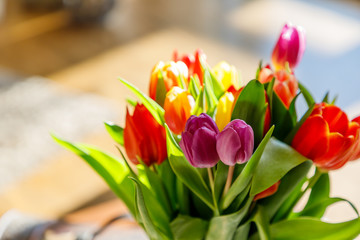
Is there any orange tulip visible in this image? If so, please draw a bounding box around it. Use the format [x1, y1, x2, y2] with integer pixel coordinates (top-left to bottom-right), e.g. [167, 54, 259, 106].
[173, 49, 206, 85]
[164, 87, 195, 135]
[124, 103, 167, 166]
[292, 103, 360, 171]
[149, 61, 189, 105]
[254, 181, 280, 201]
[259, 65, 298, 109]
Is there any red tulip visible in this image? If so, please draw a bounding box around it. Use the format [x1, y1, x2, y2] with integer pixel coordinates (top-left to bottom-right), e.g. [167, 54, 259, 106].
[292, 103, 360, 171]
[124, 103, 167, 166]
[259, 65, 298, 109]
[164, 87, 195, 135]
[254, 181, 280, 201]
[173, 49, 206, 85]
[272, 23, 306, 70]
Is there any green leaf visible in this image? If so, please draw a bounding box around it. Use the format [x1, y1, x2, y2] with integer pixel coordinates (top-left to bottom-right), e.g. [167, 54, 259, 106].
[104, 122, 124, 146]
[255, 60, 263, 80]
[130, 177, 166, 240]
[126, 98, 137, 106]
[221, 126, 274, 210]
[267, 217, 360, 240]
[258, 161, 312, 219]
[214, 162, 228, 202]
[155, 71, 167, 107]
[200, 59, 225, 99]
[284, 104, 315, 145]
[191, 88, 204, 116]
[189, 76, 201, 99]
[176, 180, 190, 215]
[52, 135, 136, 215]
[252, 206, 271, 240]
[297, 197, 359, 219]
[165, 125, 214, 210]
[233, 223, 251, 240]
[170, 215, 209, 240]
[206, 197, 252, 240]
[250, 138, 309, 196]
[204, 70, 218, 116]
[298, 82, 315, 107]
[231, 80, 267, 145]
[270, 92, 296, 140]
[119, 78, 165, 125]
[322, 91, 330, 103]
[157, 160, 177, 211]
[137, 165, 173, 217]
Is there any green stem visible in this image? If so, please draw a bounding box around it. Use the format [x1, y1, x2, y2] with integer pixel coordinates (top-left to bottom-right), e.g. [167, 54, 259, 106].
[223, 165, 235, 197]
[208, 168, 220, 216]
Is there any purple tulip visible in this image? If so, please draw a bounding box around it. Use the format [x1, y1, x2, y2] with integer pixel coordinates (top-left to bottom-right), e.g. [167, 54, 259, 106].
[216, 120, 254, 166]
[179, 113, 220, 168]
[272, 23, 306, 70]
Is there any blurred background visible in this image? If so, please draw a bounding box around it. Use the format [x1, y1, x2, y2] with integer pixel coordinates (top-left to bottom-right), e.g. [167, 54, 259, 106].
[0, 0, 360, 238]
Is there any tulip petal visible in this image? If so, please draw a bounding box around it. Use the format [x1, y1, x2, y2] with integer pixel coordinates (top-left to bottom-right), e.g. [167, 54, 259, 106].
[179, 131, 194, 165]
[292, 115, 329, 159]
[191, 127, 219, 168]
[217, 127, 241, 166]
[321, 105, 349, 135]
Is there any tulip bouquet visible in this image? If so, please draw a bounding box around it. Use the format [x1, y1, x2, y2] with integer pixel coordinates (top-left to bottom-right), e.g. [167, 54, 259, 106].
[53, 23, 360, 239]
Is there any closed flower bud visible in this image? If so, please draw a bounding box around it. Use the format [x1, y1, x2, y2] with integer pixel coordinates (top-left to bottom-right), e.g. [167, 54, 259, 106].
[149, 61, 189, 106]
[212, 61, 240, 91]
[164, 87, 195, 135]
[173, 49, 206, 85]
[216, 119, 254, 166]
[124, 104, 167, 166]
[215, 92, 235, 131]
[272, 23, 306, 70]
[179, 113, 220, 168]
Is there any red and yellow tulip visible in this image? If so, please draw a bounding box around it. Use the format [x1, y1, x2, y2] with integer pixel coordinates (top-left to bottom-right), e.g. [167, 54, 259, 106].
[124, 103, 167, 166]
[292, 103, 360, 170]
[173, 49, 206, 85]
[164, 87, 195, 135]
[149, 61, 189, 105]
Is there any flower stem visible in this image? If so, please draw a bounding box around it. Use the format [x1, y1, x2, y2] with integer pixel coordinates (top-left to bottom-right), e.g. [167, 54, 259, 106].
[223, 165, 235, 197]
[208, 168, 220, 216]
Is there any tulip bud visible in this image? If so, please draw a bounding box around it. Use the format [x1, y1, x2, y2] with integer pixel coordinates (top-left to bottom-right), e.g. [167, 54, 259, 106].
[259, 66, 298, 109]
[173, 49, 206, 85]
[216, 120, 254, 166]
[179, 113, 220, 168]
[164, 87, 195, 135]
[272, 23, 306, 70]
[215, 92, 235, 131]
[124, 104, 167, 166]
[149, 61, 189, 106]
[212, 61, 240, 91]
[254, 181, 280, 201]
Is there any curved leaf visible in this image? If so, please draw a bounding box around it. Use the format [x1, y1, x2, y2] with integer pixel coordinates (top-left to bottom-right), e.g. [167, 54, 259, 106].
[250, 138, 308, 196]
[119, 78, 165, 125]
[170, 215, 209, 240]
[231, 80, 267, 145]
[206, 197, 252, 240]
[130, 178, 167, 240]
[52, 135, 135, 215]
[265, 217, 360, 240]
[104, 122, 124, 146]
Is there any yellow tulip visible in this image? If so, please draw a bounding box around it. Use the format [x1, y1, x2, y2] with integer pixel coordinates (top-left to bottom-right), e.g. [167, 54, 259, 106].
[213, 61, 240, 91]
[215, 92, 235, 131]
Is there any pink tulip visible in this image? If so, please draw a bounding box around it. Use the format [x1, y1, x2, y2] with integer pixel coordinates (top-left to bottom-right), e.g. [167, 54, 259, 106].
[272, 23, 306, 70]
